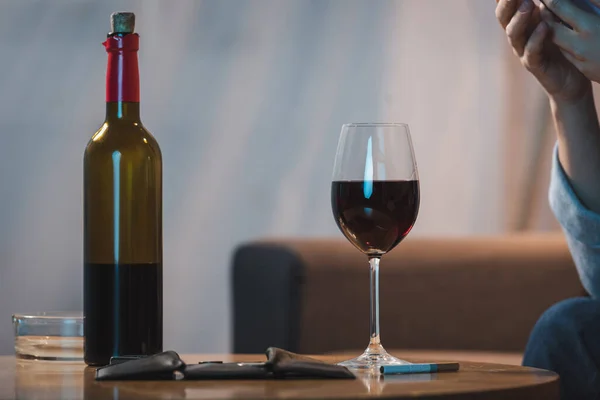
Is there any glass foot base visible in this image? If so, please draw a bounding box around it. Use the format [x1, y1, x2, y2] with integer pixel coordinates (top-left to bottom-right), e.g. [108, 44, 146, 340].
[337, 346, 411, 371]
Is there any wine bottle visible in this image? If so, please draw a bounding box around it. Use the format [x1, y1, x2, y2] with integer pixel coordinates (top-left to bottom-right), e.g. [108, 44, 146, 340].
[83, 12, 163, 366]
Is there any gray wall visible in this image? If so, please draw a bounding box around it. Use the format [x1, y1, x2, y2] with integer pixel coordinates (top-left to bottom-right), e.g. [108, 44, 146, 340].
[0, 0, 517, 355]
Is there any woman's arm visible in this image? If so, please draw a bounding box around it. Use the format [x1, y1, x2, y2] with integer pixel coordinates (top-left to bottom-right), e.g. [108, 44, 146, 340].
[496, 0, 600, 297]
[550, 135, 600, 298]
[552, 89, 600, 213]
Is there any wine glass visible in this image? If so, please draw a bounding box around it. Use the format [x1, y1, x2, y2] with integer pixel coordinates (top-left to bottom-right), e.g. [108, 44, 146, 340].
[331, 123, 420, 371]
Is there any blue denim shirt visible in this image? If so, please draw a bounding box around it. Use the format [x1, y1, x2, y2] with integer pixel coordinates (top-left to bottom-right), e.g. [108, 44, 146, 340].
[550, 145, 600, 298]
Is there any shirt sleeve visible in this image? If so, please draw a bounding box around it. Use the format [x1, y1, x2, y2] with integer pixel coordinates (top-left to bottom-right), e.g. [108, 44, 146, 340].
[549, 143, 600, 298]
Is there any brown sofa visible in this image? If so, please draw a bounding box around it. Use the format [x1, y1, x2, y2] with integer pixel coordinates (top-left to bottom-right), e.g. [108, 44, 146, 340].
[231, 233, 584, 365]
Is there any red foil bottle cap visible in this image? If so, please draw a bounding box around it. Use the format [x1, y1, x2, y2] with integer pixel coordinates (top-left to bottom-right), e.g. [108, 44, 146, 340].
[103, 33, 139, 52]
[103, 34, 140, 102]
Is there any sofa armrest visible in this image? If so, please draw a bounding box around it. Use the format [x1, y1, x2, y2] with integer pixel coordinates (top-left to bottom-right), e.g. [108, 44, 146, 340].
[232, 233, 584, 354]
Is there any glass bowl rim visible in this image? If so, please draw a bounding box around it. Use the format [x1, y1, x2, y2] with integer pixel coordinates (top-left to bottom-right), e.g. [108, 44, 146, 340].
[342, 122, 409, 128]
[12, 311, 83, 321]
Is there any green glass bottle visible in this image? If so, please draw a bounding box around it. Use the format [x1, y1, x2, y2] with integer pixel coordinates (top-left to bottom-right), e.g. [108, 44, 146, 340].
[83, 12, 162, 366]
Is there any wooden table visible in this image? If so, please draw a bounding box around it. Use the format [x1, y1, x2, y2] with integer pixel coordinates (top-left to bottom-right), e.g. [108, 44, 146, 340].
[0, 353, 559, 399]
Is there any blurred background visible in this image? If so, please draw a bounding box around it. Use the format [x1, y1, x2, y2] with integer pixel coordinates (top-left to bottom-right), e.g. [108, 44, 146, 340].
[0, 0, 581, 355]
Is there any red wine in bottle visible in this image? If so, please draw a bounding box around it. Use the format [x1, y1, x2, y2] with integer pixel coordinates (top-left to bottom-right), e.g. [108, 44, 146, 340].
[83, 12, 163, 366]
[331, 180, 419, 257]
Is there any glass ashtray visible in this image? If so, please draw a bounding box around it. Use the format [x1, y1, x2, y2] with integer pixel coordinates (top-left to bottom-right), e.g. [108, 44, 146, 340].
[12, 312, 83, 362]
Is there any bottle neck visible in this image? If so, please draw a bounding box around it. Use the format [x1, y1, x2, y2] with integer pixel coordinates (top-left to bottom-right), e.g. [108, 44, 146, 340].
[105, 102, 140, 122]
[104, 33, 140, 121]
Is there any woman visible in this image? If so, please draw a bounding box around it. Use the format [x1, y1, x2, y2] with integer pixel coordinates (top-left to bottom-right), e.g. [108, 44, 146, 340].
[495, 0, 600, 398]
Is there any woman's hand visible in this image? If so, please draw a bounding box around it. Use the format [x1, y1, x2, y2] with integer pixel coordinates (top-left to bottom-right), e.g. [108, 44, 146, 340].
[496, 0, 590, 103]
[540, 0, 600, 85]
[497, 0, 600, 217]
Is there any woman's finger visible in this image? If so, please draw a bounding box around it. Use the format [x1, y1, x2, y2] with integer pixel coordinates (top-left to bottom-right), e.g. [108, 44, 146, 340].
[530, 4, 541, 26]
[560, 48, 586, 72]
[522, 21, 549, 71]
[496, 0, 521, 28]
[553, 30, 585, 61]
[542, 0, 591, 32]
[540, 6, 583, 60]
[506, 0, 534, 56]
[541, 6, 585, 60]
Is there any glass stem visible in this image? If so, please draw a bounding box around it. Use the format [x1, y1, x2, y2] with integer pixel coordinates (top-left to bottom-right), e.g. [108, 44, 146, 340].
[368, 257, 381, 350]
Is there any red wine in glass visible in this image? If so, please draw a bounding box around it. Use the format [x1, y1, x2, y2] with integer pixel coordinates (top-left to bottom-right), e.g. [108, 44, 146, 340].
[331, 180, 419, 257]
